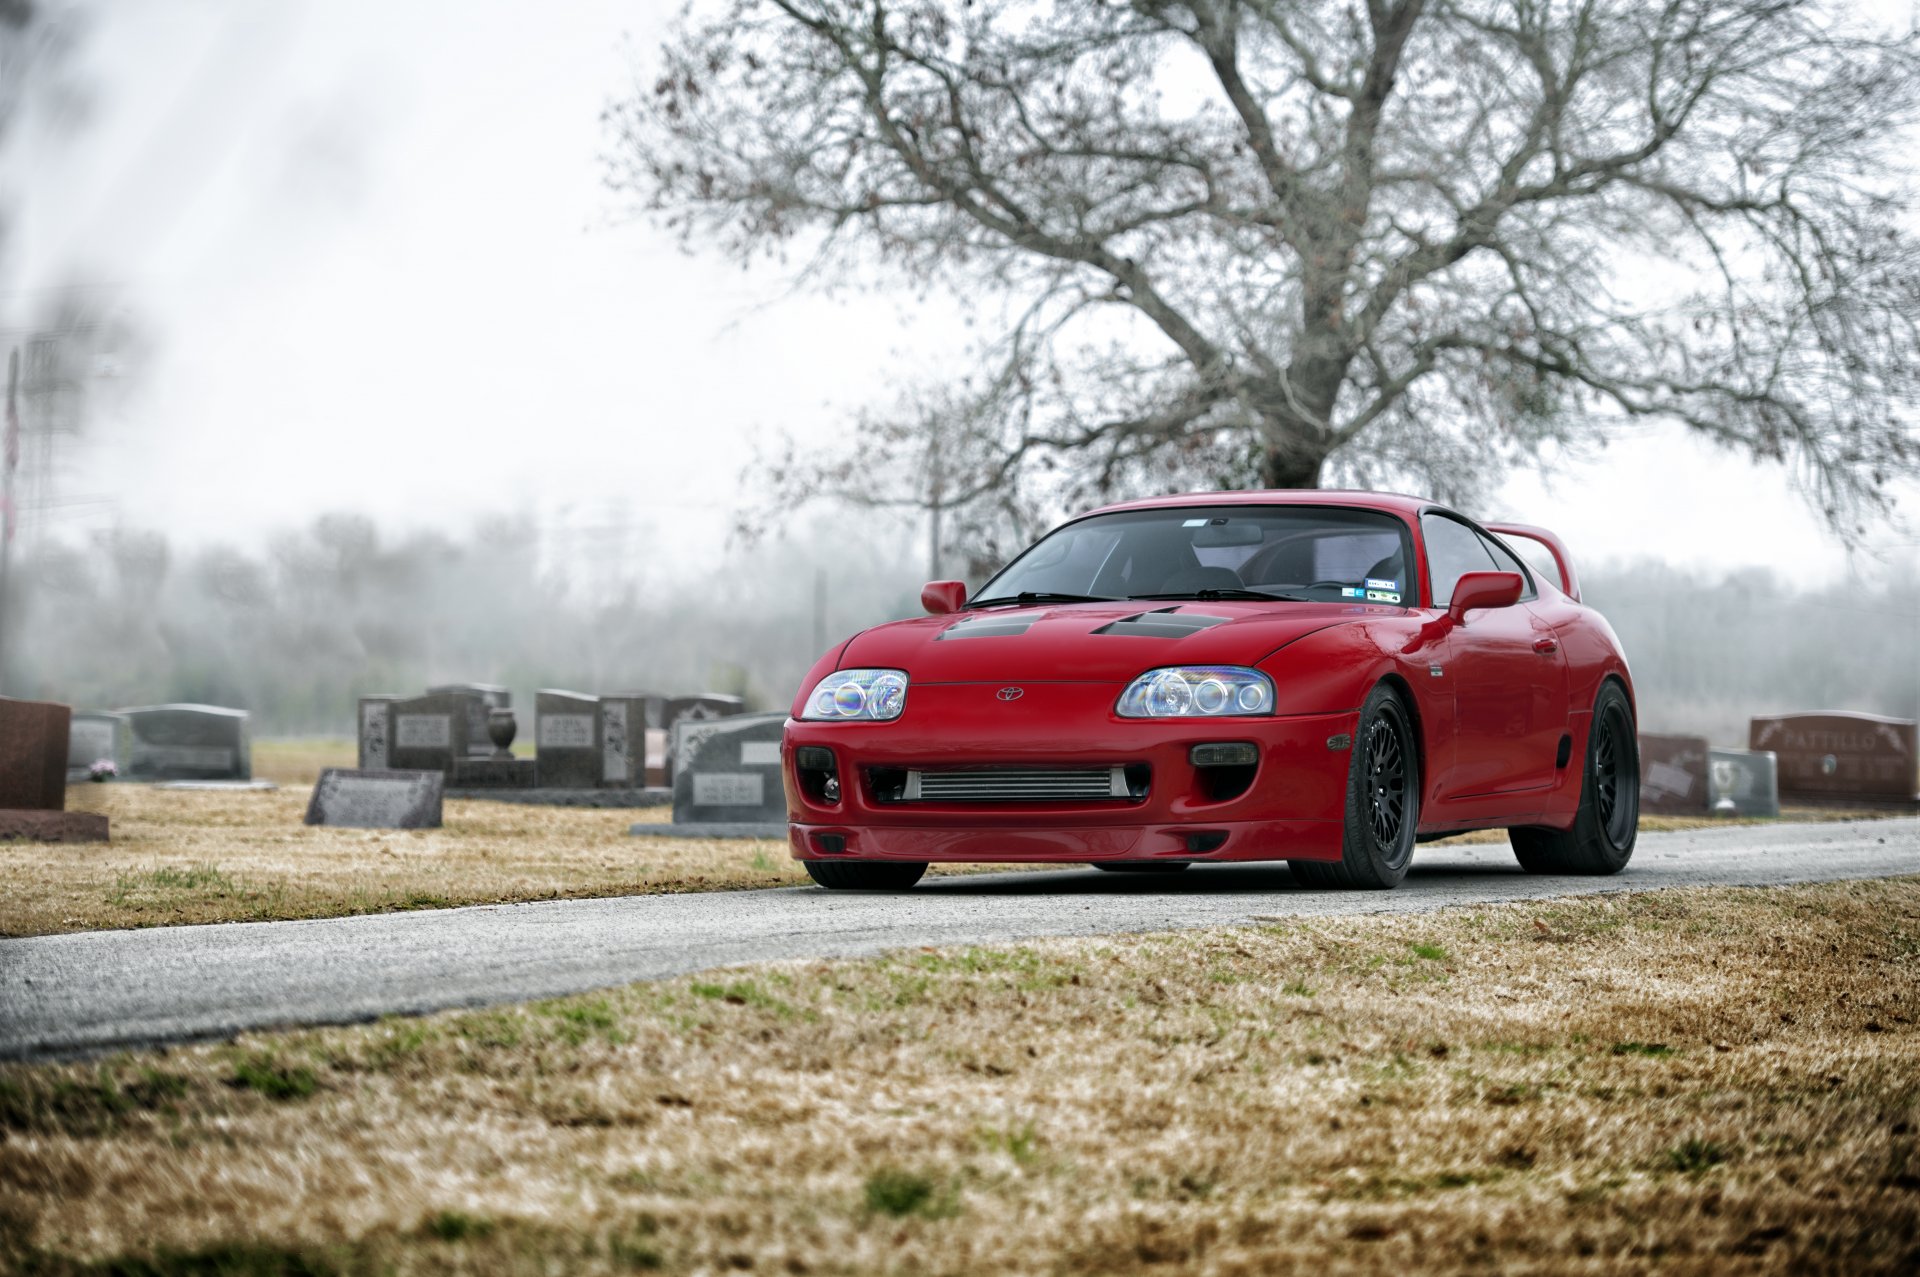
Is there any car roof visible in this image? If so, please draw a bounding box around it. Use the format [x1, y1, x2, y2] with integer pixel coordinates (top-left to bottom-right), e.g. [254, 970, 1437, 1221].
[1079, 489, 1441, 519]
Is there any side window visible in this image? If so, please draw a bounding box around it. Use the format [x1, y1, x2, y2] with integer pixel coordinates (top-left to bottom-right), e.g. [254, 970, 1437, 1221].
[1475, 531, 1536, 600]
[1420, 514, 1496, 607]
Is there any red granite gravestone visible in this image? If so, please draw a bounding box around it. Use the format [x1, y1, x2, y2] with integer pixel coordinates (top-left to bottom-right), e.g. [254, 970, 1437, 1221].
[1750, 712, 1919, 805]
[0, 696, 70, 810]
[0, 696, 109, 842]
[1638, 732, 1711, 815]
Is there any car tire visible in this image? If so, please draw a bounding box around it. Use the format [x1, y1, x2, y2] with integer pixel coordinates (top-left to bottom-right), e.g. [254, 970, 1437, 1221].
[1509, 680, 1638, 875]
[1091, 862, 1192, 873]
[802, 860, 928, 891]
[1289, 682, 1420, 890]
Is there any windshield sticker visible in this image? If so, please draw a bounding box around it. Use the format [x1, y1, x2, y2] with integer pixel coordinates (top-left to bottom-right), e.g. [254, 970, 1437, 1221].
[1341, 586, 1365, 598]
[1366, 589, 1402, 604]
[1182, 518, 1207, 527]
[1365, 577, 1399, 591]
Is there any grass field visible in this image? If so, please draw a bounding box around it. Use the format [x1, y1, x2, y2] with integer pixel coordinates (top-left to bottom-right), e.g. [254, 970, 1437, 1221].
[1, 737, 1897, 938]
[1, 878, 1915, 1273]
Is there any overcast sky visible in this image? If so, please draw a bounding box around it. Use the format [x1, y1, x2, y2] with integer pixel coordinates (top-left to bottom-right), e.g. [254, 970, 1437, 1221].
[4, 0, 1915, 589]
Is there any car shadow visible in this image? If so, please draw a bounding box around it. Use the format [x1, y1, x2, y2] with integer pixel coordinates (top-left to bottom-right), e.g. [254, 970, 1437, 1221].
[915, 856, 1527, 896]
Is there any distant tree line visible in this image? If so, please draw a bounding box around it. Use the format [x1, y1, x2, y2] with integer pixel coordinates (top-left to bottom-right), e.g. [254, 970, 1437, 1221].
[5, 513, 1913, 745]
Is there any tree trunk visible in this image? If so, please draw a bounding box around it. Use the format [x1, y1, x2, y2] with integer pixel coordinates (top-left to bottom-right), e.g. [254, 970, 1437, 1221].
[1261, 443, 1325, 488]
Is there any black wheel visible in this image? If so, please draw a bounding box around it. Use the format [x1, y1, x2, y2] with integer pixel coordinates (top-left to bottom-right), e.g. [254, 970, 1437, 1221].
[803, 860, 928, 891]
[1510, 680, 1638, 875]
[1091, 862, 1192, 874]
[1290, 683, 1420, 890]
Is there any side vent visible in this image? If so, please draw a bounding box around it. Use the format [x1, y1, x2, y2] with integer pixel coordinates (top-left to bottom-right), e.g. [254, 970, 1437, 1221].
[1556, 734, 1574, 768]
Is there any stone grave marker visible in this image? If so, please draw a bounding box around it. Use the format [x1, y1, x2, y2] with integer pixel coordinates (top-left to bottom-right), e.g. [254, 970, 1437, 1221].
[1637, 733, 1710, 815]
[596, 694, 652, 788]
[1, 696, 72, 810]
[305, 768, 444, 829]
[386, 692, 471, 776]
[67, 711, 128, 782]
[427, 683, 510, 757]
[357, 696, 399, 770]
[1751, 712, 1918, 804]
[1, 697, 108, 842]
[535, 689, 602, 788]
[669, 711, 787, 824]
[1709, 748, 1780, 818]
[661, 694, 745, 783]
[118, 704, 251, 781]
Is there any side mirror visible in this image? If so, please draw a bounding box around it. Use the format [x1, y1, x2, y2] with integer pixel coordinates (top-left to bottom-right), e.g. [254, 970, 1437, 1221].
[1447, 571, 1523, 625]
[921, 580, 967, 615]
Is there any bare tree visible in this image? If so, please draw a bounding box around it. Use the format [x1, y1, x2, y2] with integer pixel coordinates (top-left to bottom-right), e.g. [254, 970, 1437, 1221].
[609, 0, 1920, 544]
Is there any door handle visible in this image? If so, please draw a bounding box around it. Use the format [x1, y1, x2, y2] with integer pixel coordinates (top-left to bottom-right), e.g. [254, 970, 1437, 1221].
[1532, 637, 1559, 655]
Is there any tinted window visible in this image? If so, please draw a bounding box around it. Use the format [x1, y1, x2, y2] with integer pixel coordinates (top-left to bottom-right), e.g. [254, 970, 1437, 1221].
[1475, 531, 1536, 600]
[1420, 514, 1496, 607]
[977, 506, 1416, 605]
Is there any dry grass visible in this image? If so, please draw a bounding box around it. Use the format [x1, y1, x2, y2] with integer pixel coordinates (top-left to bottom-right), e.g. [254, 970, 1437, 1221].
[1, 879, 1915, 1274]
[3, 737, 1893, 938]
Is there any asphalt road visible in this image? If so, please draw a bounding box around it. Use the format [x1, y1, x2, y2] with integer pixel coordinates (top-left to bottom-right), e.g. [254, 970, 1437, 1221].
[2, 819, 1915, 1063]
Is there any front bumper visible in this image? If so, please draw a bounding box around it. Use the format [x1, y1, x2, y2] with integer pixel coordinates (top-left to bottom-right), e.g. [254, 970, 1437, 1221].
[782, 681, 1356, 864]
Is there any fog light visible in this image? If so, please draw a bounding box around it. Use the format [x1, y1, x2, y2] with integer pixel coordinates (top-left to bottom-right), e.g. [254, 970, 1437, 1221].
[1190, 742, 1258, 768]
[796, 746, 834, 771]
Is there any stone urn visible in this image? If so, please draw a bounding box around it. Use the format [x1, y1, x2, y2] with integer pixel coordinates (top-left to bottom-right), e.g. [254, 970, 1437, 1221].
[487, 708, 518, 760]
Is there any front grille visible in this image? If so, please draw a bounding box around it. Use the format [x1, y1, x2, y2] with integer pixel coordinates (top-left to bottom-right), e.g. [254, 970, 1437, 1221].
[904, 766, 1131, 803]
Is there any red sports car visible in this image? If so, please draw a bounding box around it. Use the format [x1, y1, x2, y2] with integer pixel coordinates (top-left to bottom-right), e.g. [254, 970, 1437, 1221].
[782, 490, 1639, 890]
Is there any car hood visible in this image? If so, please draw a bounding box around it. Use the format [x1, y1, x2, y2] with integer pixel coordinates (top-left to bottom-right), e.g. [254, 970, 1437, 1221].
[840, 601, 1398, 683]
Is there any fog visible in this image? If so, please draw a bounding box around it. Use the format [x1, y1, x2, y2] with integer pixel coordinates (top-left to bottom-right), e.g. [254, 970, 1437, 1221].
[5, 514, 1912, 747]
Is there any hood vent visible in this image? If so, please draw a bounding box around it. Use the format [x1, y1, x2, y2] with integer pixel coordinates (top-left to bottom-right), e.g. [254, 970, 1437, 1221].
[937, 616, 1035, 640]
[1093, 610, 1232, 640]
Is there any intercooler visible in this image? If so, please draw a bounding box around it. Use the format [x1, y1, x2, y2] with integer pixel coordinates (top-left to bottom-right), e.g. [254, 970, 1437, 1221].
[901, 766, 1132, 802]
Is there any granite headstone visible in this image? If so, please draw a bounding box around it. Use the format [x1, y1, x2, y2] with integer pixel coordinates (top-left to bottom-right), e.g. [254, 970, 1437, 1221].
[1751, 712, 1918, 803]
[0, 696, 71, 810]
[535, 689, 602, 788]
[357, 696, 399, 770]
[118, 704, 251, 781]
[662, 694, 745, 782]
[427, 683, 510, 757]
[1637, 733, 1711, 815]
[386, 692, 472, 776]
[66, 710, 129, 782]
[596, 693, 655, 788]
[1708, 747, 1780, 818]
[305, 768, 444, 829]
[671, 711, 787, 824]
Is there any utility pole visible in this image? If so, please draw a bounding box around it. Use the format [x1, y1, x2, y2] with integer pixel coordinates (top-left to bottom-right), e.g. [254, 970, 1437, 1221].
[0, 347, 17, 689]
[927, 426, 943, 581]
[812, 567, 827, 656]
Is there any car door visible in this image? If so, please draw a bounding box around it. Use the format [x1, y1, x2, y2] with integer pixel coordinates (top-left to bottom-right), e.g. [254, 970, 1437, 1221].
[1421, 513, 1569, 797]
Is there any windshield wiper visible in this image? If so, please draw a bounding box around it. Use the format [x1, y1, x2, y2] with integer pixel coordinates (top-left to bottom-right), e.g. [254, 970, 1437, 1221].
[966, 591, 1118, 609]
[1128, 588, 1310, 603]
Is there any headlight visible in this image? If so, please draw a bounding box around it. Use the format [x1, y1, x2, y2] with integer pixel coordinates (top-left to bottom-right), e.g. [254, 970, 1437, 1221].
[802, 669, 909, 721]
[1117, 666, 1273, 718]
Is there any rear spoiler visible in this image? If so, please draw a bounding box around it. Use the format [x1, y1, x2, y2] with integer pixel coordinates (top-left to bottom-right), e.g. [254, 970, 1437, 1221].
[1485, 522, 1580, 602]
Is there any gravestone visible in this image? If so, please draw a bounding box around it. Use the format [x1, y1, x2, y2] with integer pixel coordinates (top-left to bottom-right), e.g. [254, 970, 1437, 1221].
[427, 683, 510, 757]
[67, 711, 129, 782]
[535, 689, 602, 788]
[1, 697, 108, 842]
[1637, 733, 1710, 815]
[118, 704, 251, 781]
[356, 696, 400, 770]
[669, 711, 787, 824]
[661, 694, 745, 783]
[596, 693, 654, 789]
[386, 692, 472, 776]
[1, 696, 71, 810]
[305, 768, 444, 829]
[1751, 712, 1919, 804]
[1709, 748, 1780, 818]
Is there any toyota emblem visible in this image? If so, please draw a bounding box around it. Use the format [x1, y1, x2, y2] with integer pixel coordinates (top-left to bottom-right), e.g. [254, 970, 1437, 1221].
[996, 686, 1025, 702]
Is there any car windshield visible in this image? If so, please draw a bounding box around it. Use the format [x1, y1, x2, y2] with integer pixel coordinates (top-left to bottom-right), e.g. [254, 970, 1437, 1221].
[976, 505, 1417, 606]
